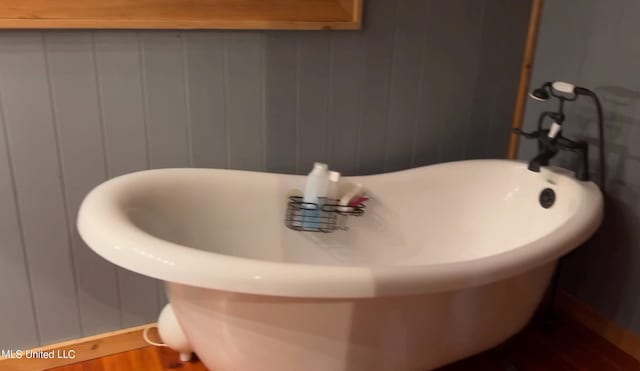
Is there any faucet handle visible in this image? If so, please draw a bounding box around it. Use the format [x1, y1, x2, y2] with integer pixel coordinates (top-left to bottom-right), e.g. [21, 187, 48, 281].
[556, 136, 587, 152]
[511, 128, 538, 139]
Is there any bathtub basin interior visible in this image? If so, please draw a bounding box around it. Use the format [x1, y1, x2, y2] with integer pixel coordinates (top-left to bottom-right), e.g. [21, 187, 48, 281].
[127, 161, 582, 264]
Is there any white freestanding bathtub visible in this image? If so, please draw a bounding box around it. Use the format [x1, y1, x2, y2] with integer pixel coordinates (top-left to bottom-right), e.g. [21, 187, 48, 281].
[78, 160, 603, 371]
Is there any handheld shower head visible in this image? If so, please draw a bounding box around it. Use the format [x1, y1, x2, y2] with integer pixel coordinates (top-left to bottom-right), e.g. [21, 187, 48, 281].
[551, 81, 576, 95]
[529, 82, 552, 101]
[529, 87, 550, 101]
[530, 81, 580, 102]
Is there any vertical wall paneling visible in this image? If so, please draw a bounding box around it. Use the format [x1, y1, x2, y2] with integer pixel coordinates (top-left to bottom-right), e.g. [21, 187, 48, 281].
[264, 32, 299, 174]
[487, 0, 533, 159]
[327, 32, 365, 176]
[93, 32, 149, 176]
[0, 88, 40, 349]
[468, 0, 532, 159]
[185, 32, 228, 169]
[44, 31, 121, 336]
[0, 0, 533, 348]
[224, 32, 266, 171]
[93, 31, 160, 328]
[411, 1, 441, 167]
[0, 32, 82, 345]
[297, 33, 331, 173]
[140, 32, 190, 169]
[444, 0, 487, 162]
[383, 0, 428, 172]
[465, 3, 498, 160]
[413, 1, 486, 165]
[356, 0, 397, 174]
[420, 1, 486, 164]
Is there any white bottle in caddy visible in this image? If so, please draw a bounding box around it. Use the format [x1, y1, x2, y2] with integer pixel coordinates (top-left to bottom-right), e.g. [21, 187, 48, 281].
[302, 163, 329, 229]
[327, 171, 341, 202]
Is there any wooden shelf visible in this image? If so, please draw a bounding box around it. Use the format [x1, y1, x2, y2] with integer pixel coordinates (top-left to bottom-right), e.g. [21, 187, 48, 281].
[0, 0, 363, 30]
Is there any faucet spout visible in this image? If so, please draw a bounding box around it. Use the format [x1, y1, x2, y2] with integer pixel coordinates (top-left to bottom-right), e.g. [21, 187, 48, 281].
[528, 140, 558, 173]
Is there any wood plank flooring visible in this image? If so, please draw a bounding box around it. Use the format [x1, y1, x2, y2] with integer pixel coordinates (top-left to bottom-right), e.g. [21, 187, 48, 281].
[47, 316, 640, 371]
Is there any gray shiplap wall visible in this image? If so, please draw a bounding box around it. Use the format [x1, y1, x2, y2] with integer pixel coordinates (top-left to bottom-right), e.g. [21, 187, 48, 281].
[519, 0, 640, 336]
[0, 0, 531, 348]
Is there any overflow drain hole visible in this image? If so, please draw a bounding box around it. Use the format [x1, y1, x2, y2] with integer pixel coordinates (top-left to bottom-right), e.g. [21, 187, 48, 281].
[540, 188, 556, 209]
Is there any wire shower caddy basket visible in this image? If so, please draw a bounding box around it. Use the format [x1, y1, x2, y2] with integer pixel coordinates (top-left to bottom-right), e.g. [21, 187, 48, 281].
[285, 196, 365, 233]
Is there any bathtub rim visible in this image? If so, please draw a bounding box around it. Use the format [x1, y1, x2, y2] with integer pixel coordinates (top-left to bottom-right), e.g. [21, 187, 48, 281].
[77, 160, 604, 298]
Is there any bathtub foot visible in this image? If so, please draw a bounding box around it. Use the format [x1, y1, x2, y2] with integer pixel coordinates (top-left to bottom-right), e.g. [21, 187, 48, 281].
[179, 352, 193, 362]
[158, 304, 193, 360]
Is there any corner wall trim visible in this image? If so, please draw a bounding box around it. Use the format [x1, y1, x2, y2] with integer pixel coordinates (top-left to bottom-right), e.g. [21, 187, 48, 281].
[508, 0, 544, 160]
[0, 323, 155, 371]
[555, 291, 640, 362]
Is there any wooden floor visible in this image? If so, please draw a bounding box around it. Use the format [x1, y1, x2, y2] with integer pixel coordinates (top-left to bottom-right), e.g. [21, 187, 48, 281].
[48, 316, 640, 371]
